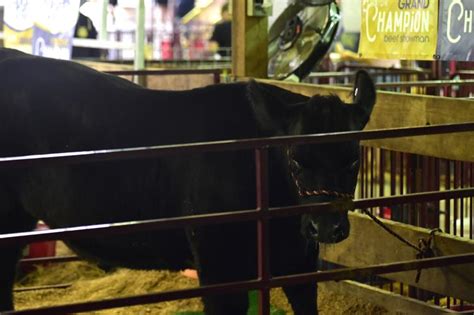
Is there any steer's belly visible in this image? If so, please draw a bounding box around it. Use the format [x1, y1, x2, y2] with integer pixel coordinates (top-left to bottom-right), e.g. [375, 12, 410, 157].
[64, 229, 193, 270]
[10, 162, 195, 270]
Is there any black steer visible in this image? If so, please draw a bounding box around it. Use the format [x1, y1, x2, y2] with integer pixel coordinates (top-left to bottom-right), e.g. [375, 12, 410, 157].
[0, 48, 375, 314]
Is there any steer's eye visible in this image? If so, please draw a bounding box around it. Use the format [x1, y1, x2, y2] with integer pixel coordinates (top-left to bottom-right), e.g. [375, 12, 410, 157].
[341, 160, 359, 172]
[350, 160, 359, 169]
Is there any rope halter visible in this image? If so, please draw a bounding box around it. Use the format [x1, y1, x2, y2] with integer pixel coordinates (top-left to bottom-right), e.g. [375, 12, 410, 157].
[286, 146, 354, 199]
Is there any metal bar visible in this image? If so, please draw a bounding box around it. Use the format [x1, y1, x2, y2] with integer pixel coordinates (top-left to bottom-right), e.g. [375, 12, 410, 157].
[72, 38, 135, 50]
[7, 253, 474, 315]
[446, 159, 452, 234]
[390, 150, 396, 221]
[335, 65, 432, 75]
[420, 156, 428, 227]
[0, 209, 260, 246]
[376, 80, 474, 88]
[20, 255, 79, 266]
[334, 80, 474, 89]
[370, 147, 375, 213]
[134, 0, 145, 71]
[461, 162, 466, 237]
[407, 154, 416, 225]
[308, 71, 430, 80]
[400, 153, 405, 222]
[14, 283, 72, 293]
[415, 155, 422, 227]
[469, 162, 474, 240]
[360, 146, 365, 199]
[454, 70, 474, 76]
[454, 162, 460, 236]
[434, 158, 441, 228]
[99, 0, 108, 41]
[2, 123, 474, 170]
[391, 151, 396, 196]
[2, 188, 474, 247]
[255, 148, 270, 315]
[364, 146, 368, 200]
[379, 149, 385, 215]
[105, 69, 225, 76]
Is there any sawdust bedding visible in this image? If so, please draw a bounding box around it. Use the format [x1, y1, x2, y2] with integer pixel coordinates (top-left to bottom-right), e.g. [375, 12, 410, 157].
[14, 259, 387, 315]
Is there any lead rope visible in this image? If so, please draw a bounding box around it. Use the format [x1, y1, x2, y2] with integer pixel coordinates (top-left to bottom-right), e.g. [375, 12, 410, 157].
[361, 208, 441, 283]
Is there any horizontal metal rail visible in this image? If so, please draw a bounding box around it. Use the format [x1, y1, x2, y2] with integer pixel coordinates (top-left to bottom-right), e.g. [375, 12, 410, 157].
[72, 38, 134, 50]
[335, 80, 474, 89]
[308, 69, 430, 79]
[1, 123, 474, 170]
[13, 283, 72, 293]
[335, 64, 432, 75]
[6, 253, 474, 315]
[20, 255, 79, 266]
[105, 69, 226, 76]
[17, 186, 474, 266]
[2, 188, 474, 247]
[454, 70, 474, 76]
[375, 79, 474, 88]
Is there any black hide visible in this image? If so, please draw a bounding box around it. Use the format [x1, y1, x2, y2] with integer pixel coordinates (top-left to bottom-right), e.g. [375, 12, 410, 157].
[0, 48, 375, 315]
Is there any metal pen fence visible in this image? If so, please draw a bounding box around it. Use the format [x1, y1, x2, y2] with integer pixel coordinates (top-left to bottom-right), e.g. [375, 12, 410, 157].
[2, 123, 474, 314]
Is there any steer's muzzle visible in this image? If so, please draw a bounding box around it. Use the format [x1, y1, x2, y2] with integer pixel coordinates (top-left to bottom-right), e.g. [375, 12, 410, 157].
[301, 195, 351, 244]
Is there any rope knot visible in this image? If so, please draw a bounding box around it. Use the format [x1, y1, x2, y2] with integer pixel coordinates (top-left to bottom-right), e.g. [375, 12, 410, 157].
[415, 228, 441, 283]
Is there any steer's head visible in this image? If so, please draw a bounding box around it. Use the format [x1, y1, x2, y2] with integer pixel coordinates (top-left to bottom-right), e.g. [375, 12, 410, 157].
[248, 70, 376, 244]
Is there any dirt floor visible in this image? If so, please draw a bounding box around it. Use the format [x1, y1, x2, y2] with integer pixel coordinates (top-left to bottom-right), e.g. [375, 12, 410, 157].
[14, 245, 387, 314]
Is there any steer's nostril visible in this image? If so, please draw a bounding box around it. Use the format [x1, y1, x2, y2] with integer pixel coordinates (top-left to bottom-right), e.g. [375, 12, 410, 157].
[333, 223, 347, 242]
[334, 223, 342, 235]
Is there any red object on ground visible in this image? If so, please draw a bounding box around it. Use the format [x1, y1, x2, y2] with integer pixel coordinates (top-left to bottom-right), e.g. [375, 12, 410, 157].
[23, 222, 56, 259]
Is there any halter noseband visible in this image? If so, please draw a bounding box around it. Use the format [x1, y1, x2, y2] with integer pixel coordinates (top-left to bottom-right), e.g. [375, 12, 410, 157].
[286, 146, 354, 199]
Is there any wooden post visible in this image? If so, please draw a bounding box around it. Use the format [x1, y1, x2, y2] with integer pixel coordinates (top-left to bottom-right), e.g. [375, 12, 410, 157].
[232, 1, 268, 79]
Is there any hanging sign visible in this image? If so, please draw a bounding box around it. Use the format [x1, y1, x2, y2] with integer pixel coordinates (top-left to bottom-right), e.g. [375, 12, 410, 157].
[3, 0, 80, 60]
[359, 0, 439, 60]
[32, 0, 81, 60]
[3, 0, 35, 54]
[437, 0, 473, 61]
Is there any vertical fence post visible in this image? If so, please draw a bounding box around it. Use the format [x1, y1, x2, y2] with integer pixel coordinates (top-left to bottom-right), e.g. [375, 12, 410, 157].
[99, 0, 108, 41]
[445, 159, 452, 234]
[135, 0, 145, 72]
[255, 147, 270, 315]
[378, 149, 385, 215]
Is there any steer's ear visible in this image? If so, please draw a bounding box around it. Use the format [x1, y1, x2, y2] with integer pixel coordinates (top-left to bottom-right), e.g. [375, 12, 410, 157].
[247, 80, 307, 135]
[352, 70, 376, 129]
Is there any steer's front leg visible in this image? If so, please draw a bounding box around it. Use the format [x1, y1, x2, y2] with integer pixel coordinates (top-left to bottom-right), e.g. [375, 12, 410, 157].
[283, 282, 318, 315]
[272, 225, 319, 315]
[186, 222, 255, 315]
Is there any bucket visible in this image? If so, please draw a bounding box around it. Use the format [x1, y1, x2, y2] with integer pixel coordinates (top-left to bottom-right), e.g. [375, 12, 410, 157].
[23, 222, 56, 260]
